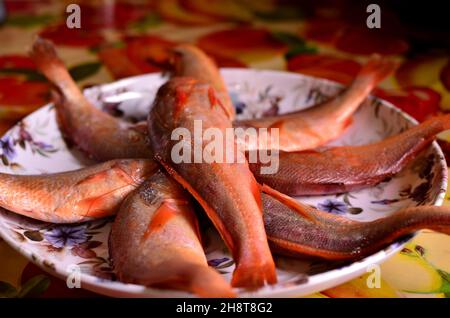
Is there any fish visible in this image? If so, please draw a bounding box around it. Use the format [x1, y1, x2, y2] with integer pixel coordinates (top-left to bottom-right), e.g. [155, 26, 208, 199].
[249, 113, 450, 196]
[261, 185, 450, 260]
[29, 39, 236, 160]
[29, 37, 153, 161]
[234, 54, 398, 152]
[171, 44, 235, 119]
[3, 159, 448, 264]
[30, 38, 235, 294]
[109, 169, 235, 297]
[31, 39, 399, 159]
[4, 159, 448, 264]
[0, 159, 155, 223]
[148, 77, 277, 288]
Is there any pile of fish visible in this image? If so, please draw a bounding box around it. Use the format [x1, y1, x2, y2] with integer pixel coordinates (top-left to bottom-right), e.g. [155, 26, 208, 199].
[0, 37, 449, 297]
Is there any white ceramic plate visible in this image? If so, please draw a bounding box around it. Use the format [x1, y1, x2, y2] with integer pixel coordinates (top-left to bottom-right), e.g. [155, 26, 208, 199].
[0, 69, 447, 297]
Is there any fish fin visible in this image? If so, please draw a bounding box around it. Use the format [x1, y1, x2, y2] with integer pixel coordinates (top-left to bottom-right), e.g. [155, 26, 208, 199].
[142, 199, 200, 241]
[355, 54, 398, 88]
[268, 236, 352, 260]
[78, 183, 136, 219]
[260, 184, 317, 222]
[208, 86, 232, 120]
[75, 170, 110, 186]
[231, 258, 277, 287]
[173, 82, 196, 123]
[343, 117, 353, 129]
[149, 262, 235, 298]
[76, 162, 137, 187]
[155, 155, 235, 252]
[77, 195, 111, 219]
[142, 201, 179, 240]
[186, 264, 236, 298]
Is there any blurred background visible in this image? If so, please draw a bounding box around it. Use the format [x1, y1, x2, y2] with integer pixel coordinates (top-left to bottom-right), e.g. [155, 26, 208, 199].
[0, 0, 449, 298]
[0, 0, 449, 126]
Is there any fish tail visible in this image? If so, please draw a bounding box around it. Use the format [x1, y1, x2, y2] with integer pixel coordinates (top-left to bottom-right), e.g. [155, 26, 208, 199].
[433, 113, 450, 131]
[348, 205, 450, 257]
[354, 54, 398, 89]
[186, 264, 236, 298]
[264, 203, 450, 261]
[29, 37, 78, 95]
[403, 206, 450, 234]
[231, 255, 277, 288]
[404, 113, 450, 143]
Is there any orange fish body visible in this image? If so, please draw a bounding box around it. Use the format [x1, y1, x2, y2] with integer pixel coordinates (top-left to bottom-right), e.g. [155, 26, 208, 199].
[234, 54, 398, 152]
[262, 189, 450, 260]
[172, 44, 235, 119]
[110, 170, 235, 297]
[148, 78, 276, 288]
[2, 159, 450, 265]
[250, 113, 450, 195]
[30, 37, 152, 161]
[0, 159, 155, 223]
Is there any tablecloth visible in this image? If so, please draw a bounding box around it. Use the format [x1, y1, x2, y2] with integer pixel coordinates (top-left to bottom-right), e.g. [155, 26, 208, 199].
[0, 0, 449, 298]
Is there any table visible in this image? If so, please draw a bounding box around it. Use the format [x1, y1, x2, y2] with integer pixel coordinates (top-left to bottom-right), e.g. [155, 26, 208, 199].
[0, 0, 449, 298]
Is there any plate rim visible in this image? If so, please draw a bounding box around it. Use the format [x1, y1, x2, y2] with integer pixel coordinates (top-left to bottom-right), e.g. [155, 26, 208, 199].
[0, 68, 447, 298]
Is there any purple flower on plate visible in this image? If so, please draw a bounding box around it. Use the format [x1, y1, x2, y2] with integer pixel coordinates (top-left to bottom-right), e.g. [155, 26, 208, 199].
[0, 136, 16, 160]
[44, 225, 88, 248]
[208, 258, 229, 267]
[317, 199, 348, 215]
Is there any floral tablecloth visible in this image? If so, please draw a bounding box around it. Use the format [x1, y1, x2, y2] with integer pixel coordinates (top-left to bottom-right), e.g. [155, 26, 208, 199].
[0, 0, 449, 298]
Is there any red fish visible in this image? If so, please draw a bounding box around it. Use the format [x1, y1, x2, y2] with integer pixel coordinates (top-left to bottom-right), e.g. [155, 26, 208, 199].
[31, 39, 401, 159]
[0, 159, 155, 223]
[110, 170, 235, 297]
[29, 37, 152, 161]
[172, 44, 235, 119]
[3, 161, 448, 264]
[2, 160, 448, 264]
[148, 77, 277, 288]
[234, 54, 398, 151]
[261, 186, 450, 260]
[249, 113, 450, 195]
